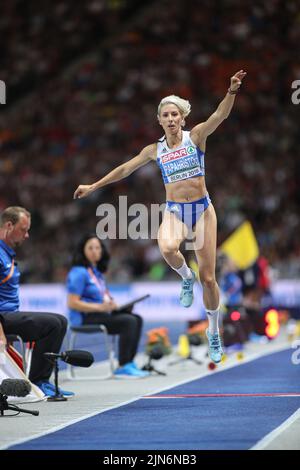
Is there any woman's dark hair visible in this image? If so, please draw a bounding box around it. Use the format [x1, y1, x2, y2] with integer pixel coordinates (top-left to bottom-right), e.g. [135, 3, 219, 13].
[71, 234, 110, 273]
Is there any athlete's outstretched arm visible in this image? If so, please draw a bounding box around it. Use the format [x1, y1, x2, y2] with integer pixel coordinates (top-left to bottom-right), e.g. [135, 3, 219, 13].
[73, 143, 156, 199]
[191, 70, 247, 143]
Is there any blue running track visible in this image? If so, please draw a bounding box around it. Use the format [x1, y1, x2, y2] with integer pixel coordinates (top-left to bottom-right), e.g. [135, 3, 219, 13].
[9, 348, 300, 450]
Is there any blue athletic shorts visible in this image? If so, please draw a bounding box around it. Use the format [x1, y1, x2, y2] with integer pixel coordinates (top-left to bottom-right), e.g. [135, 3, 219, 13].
[165, 194, 211, 229]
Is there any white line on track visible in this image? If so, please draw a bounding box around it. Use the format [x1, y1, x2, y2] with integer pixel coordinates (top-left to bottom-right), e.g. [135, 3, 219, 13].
[250, 408, 300, 450]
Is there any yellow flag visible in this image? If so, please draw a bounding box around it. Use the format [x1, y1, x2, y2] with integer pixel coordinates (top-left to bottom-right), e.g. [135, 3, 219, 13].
[220, 221, 259, 270]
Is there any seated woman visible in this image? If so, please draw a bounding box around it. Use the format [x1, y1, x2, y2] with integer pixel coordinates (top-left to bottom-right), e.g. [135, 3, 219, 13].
[66, 234, 149, 378]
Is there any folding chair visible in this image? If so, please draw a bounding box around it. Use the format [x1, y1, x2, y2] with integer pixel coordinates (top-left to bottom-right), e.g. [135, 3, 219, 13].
[67, 325, 116, 380]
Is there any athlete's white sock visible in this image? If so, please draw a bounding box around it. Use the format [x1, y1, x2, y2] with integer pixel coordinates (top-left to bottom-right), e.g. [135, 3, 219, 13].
[206, 307, 220, 335]
[173, 260, 193, 279]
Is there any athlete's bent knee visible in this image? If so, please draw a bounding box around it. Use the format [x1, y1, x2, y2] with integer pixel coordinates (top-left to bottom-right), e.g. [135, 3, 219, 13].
[158, 239, 180, 256]
[199, 274, 217, 289]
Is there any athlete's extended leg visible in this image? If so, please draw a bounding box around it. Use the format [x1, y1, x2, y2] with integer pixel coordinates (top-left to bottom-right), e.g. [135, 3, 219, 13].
[158, 210, 196, 307]
[193, 204, 223, 362]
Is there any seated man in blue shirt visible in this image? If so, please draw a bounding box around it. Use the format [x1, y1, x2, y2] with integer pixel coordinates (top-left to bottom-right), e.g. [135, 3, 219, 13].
[0, 206, 74, 397]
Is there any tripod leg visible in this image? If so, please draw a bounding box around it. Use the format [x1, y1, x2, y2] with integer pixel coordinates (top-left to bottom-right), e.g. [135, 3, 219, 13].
[142, 360, 167, 376]
[7, 404, 39, 416]
[0, 402, 39, 417]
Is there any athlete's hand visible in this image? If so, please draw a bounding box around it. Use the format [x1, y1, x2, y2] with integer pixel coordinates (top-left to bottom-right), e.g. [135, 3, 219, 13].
[230, 70, 247, 91]
[73, 184, 94, 199]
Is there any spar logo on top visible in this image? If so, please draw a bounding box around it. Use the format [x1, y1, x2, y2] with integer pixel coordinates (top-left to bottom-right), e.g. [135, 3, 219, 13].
[162, 146, 195, 164]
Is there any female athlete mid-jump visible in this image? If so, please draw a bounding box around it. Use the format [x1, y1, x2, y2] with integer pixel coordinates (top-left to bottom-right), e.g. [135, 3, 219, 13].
[74, 70, 247, 363]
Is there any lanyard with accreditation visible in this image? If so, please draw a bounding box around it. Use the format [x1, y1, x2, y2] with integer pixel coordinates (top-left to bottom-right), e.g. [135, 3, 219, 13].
[87, 267, 112, 302]
[87, 267, 150, 313]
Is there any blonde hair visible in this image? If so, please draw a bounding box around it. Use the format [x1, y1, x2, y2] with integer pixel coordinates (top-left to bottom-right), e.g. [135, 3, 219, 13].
[157, 95, 191, 119]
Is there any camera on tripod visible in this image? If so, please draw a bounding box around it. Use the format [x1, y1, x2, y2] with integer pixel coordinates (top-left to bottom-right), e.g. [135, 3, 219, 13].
[142, 327, 172, 375]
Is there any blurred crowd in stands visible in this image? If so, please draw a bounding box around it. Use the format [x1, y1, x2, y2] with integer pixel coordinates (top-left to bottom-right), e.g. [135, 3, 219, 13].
[0, 0, 299, 283]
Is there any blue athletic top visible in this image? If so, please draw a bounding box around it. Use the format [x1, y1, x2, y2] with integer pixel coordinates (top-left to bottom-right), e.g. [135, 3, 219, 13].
[66, 265, 108, 326]
[156, 130, 205, 184]
[0, 240, 21, 312]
